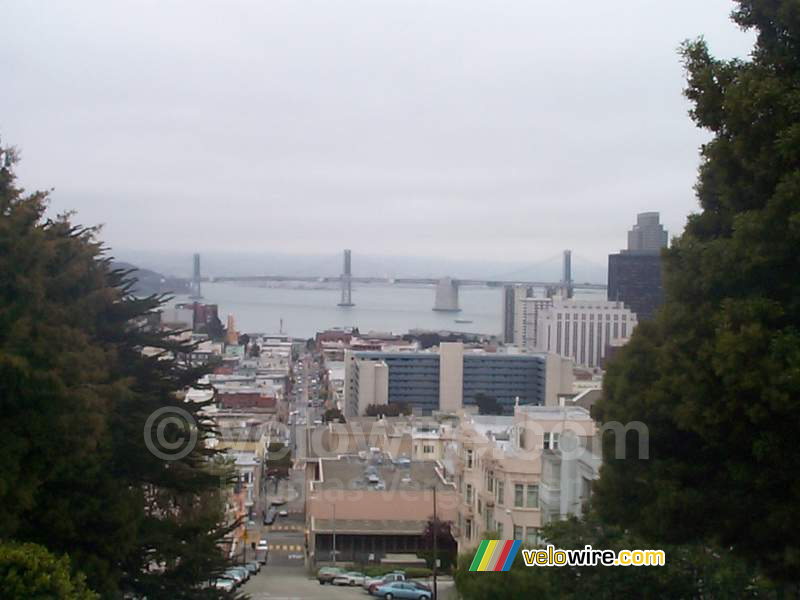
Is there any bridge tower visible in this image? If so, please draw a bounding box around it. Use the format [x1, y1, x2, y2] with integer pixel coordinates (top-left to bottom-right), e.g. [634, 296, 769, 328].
[338, 249, 355, 307]
[561, 249, 574, 299]
[433, 277, 461, 312]
[190, 253, 203, 299]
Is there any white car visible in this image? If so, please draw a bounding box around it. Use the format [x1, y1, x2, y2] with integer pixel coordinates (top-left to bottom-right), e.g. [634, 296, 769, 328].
[278, 509, 288, 517]
[213, 578, 236, 592]
[331, 571, 366, 586]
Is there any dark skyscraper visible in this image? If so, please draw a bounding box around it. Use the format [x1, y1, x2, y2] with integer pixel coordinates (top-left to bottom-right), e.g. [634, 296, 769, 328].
[608, 213, 667, 320]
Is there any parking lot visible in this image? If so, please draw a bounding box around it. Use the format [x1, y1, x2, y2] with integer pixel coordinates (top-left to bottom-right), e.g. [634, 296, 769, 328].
[241, 565, 456, 600]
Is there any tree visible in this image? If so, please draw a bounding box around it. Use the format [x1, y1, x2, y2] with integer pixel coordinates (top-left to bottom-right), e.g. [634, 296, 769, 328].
[323, 407, 345, 423]
[364, 403, 412, 417]
[266, 442, 292, 478]
[0, 144, 235, 598]
[594, 1, 800, 583]
[474, 393, 502, 415]
[419, 518, 457, 571]
[0, 543, 98, 599]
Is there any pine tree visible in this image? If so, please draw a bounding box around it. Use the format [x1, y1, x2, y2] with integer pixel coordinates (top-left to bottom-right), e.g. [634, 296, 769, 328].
[0, 142, 237, 597]
[594, 1, 800, 582]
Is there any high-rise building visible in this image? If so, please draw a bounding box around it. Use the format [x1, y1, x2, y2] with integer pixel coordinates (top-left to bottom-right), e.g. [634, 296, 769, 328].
[502, 285, 533, 344]
[626, 212, 668, 253]
[344, 343, 574, 416]
[608, 212, 667, 320]
[535, 299, 638, 368]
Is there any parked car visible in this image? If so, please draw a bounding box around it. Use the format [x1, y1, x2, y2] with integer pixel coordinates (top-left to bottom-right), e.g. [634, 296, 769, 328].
[317, 566, 346, 584]
[331, 571, 366, 586]
[212, 578, 236, 592]
[256, 539, 269, 564]
[364, 571, 406, 592]
[372, 581, 431, 600]
[244, 561, 260, 574]
[278, 509, 289, 517]
[223, 567, 248, 586]
[263, 506, 278, 525]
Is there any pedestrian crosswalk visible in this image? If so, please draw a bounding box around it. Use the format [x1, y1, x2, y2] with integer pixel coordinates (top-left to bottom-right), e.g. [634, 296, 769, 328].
[269, 544, 304, 552]
[267, 524, 301, 532]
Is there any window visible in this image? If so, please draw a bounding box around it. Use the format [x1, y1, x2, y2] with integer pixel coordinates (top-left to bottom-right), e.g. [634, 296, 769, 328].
[466, 449, 473, 469]
[487, 474, 494, 493]
[497, 521, 503, 539]
[543, 432, 560, 450]
[513, 525, 522, 541]
[496, 481, 504, 506]
[514, 484, 524, 507]
[466, 519, 473, 540]
[478, 499, 482, 515]
[525, 527, 538, 546]
[423, 444, 434, 454]
[466, 484, 473, 505]
[526, 484, 539, 509]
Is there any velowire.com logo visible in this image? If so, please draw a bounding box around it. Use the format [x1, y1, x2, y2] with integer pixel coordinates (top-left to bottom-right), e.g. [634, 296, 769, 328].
[468, 540, 522, 572]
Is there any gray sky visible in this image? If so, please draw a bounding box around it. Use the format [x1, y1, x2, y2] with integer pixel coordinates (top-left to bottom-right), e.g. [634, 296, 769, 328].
[2, 0, 753, 270]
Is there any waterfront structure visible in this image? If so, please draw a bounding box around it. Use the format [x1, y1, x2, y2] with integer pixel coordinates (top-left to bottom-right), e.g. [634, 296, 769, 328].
[344, 343, 574, 416]
[608, 212, 667, 320]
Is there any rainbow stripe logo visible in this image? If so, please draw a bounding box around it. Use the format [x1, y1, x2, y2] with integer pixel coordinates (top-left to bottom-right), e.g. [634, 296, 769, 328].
[468, 540, 522, 572]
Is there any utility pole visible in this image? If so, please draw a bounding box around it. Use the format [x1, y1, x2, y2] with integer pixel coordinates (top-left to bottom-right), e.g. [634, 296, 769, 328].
[432, 486, 438, 600]
[332, 503, 337, 566]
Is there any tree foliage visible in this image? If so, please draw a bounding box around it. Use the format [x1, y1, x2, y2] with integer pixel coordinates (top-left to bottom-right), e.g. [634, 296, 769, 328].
[594, 0, 800, 583]
[454, 516, 774, 599]
[364, 403, 412, 417]
[0, 145, 236, 598]
[0, 542, 99, 600]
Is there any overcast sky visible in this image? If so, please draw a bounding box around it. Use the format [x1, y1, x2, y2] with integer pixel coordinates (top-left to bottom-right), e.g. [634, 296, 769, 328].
[2, 0, 754, 270]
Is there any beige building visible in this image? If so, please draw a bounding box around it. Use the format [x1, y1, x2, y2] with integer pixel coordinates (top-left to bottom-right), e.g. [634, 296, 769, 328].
[452, 405, 598, 550]
[305, 453, 458, 566]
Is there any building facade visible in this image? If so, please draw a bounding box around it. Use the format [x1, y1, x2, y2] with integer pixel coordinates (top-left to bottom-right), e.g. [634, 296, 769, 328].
[452, 406, 598, 551]
[608, 212, 667, 320]
[344, 343, 574, 416]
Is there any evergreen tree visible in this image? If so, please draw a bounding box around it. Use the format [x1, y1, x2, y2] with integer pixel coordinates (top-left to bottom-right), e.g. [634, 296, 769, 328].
[0, 542, 98, 600]
[594, 0, 800, 582]
[0, 143, 236, 597]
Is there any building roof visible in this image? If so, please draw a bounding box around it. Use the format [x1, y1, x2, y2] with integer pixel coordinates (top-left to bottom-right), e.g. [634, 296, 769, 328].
[316, 456, 450, 491]
[312, 518, 427, 535]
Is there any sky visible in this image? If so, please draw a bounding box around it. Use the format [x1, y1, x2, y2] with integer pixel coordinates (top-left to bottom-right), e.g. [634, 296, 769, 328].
[1, 1, 754, 278]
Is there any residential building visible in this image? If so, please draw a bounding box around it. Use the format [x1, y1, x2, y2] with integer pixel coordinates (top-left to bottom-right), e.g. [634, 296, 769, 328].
[452, 405, 598, 550]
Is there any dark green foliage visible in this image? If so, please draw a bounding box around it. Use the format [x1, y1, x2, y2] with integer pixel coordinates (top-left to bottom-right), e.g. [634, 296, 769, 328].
[0, 542, 98, 599]
[364, 403, 412, 417]
[419, 518, 457, 571]
[594, 0, 800, 583]
[0, 146, 236, 598]
[266, 442, 292, 477]
[454, 516, 773, 599]
[322, 407, 345, 422]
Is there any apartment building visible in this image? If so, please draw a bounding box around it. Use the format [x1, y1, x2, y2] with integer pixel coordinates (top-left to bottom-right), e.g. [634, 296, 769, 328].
[452, 405, 598, 550]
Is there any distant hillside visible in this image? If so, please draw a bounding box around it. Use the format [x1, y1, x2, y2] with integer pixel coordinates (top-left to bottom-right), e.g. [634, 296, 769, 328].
[112, 261, 191, 297]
